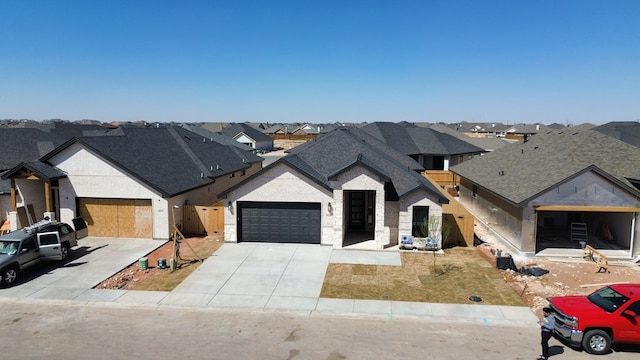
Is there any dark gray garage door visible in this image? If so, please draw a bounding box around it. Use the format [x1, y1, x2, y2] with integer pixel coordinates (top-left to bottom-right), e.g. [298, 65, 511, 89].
[238, 201, 321, 244]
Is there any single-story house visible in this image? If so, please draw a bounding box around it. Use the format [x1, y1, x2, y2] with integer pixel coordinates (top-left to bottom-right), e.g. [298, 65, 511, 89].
[221, 123, 274, 151]
[593, 121, 640, 148]
[450, 128, 640, 258]
[360, 122, 486, 170]
[220, 127, 449, 248]
[2, 126, 263, 240]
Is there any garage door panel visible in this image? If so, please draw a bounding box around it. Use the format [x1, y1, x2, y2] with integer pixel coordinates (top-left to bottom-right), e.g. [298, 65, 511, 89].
[78, 198, 152, 238]
[239, 202, 320, 244]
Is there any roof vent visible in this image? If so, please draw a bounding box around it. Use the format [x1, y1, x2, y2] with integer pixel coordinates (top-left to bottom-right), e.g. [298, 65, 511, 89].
[203, 138, 206, 142]
[200, 172, 204, 178]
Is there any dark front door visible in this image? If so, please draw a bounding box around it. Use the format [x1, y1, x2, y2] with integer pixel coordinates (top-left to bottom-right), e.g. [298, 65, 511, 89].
[348, 191, 365, 230]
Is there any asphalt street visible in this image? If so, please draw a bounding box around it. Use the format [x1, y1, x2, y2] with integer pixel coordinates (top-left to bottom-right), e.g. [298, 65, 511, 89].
[1, 299, 638, 360]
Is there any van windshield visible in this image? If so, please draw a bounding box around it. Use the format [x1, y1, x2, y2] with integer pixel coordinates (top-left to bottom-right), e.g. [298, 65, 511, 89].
[587, 286, 629, 313]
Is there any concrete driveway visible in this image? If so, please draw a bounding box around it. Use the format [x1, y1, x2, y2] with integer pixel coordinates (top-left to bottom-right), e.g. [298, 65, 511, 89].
[0, 239, 537, 327]
[0, 237, 163, 300]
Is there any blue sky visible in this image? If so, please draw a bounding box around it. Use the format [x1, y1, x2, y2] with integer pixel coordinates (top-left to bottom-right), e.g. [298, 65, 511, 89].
[1, 0, 638, 125]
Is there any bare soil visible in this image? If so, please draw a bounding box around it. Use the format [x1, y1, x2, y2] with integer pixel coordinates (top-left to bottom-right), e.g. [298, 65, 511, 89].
[95, 234, 224, 291]
[474, 224, 640, 318]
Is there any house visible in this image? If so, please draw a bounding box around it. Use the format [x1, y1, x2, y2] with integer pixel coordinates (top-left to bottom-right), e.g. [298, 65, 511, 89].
[593, 121, 640, 148]
[221, 123, 274, 151]
[450, 128, 640, 257]
[0, 124, 109, 224]
[220, 127, 449, 248]
[429, 123, 512, 152]
[180, 123, 254, 152]
[360, 122, 486, 170]
[2, 126, 263, 240]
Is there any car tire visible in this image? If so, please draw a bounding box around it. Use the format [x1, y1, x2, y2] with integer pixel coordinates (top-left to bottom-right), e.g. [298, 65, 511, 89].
[2, 267, 19, 285]
[60, 243, 70, 260]
[582, 329, 611, 355]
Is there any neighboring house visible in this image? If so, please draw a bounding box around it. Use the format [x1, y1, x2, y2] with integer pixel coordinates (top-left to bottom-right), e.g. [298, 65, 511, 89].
[592, 121, 640, 148]
[0, 124, 108, 225]
[263, 124, 288, 135]
[181, 123, 254, 152]
[360, 122, 486, 170]
[428, 123, 512, 152]
[221, 123, 274, 151]
[291, 123, 320, 135]
[450, 129, 640, 258]
[200, 122, 228, 133]
[2, 126, 263, 240]
[220, 127, 449, 248]
[501, 123, 545, 140]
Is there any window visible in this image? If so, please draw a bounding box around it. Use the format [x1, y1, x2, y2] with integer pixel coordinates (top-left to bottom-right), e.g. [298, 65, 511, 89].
[21, 238, 36, 252]
[39, 233, 59, 246]
[412, 206, 429, 237]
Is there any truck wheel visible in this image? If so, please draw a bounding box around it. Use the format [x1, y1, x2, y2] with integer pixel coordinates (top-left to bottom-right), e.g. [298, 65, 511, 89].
[60, 243, 70, 260]
[2, 267, 18, 285]
[582, 329, 611, 355]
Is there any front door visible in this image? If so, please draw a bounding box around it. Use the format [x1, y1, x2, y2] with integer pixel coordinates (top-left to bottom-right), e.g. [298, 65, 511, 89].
[348, 191, 365, 230]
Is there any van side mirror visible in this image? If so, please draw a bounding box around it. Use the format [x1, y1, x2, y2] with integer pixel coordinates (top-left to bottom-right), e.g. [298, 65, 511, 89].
[622, 309, 637, 318]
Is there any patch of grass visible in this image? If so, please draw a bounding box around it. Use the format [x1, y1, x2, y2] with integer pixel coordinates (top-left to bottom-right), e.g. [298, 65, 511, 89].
[320, 247, 524, 306]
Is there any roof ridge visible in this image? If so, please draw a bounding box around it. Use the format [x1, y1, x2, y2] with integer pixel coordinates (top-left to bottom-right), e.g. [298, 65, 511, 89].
[167, 127, 211, 176]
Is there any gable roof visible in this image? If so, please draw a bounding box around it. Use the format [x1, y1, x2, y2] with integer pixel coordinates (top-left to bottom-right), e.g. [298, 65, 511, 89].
[38, 126, 263, 197]
[221, 123, 273, 143]
[361, 122, 485, 156]
[180, 123, 254, 151]
[593, 121, 640, 148]
[274, 127, 448, 200]
[450, 129, 640, 205]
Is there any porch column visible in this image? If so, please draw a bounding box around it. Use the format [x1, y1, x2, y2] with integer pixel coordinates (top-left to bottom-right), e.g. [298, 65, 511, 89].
[44, 181, 52, 212]
[10, 178, 16, 212]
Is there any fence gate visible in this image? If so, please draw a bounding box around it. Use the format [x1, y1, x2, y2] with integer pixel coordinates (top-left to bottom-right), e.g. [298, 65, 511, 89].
[182, 203, 224, 236]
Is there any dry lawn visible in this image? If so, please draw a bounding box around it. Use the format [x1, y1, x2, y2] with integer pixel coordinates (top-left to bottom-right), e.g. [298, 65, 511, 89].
[321, 247, 525, 306]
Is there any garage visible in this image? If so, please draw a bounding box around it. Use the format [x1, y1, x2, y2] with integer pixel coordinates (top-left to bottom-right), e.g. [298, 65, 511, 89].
[78, 198, 153, 238]
[238, 201, 321, 244]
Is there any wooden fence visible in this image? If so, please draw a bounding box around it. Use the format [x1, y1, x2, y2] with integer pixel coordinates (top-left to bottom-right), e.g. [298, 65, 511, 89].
[182, 202, 224, 236]
[422, 174, 474, 247]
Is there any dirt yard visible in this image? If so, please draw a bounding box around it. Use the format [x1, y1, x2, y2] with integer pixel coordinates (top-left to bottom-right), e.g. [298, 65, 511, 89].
[474, 222, 640, 317]
[95, 235, 224, 291]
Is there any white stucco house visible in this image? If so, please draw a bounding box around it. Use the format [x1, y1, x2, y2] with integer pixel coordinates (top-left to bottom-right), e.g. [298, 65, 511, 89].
[450, 128, 640, 258]
[220, 127, 449, 248]
[1, 126, 263, 240]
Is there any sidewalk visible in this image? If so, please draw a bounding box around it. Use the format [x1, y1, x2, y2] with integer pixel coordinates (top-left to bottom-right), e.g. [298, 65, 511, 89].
[0, 241, 538, 327]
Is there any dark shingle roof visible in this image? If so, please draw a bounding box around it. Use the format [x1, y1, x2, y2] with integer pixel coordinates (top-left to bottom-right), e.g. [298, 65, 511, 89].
[361, 122, 485, 156]
[39, 126, 262, 197]
[593, 121, 640, 148]
[221, 123, 273, 143]
[450, 129, 640, 205]
[180, 123, 254, 151]
[285, 127, 448, 200]
[0, 128, 56, 170]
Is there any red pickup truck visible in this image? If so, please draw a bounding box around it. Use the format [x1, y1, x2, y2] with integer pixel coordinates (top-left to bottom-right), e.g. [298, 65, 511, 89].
[548, 283, 640, 355]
